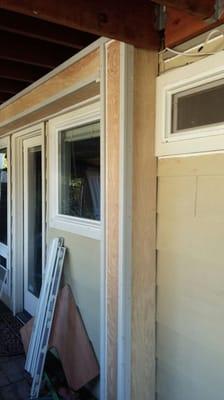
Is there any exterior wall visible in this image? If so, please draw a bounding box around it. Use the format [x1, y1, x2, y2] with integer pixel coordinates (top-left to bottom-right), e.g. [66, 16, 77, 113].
[47, 230, 101, 361]
[157, 154, 224, 400]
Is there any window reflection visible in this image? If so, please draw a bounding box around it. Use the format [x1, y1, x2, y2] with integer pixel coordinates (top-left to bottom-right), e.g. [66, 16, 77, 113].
[59, 121, 100, 221]
[0, 149, 7, 245]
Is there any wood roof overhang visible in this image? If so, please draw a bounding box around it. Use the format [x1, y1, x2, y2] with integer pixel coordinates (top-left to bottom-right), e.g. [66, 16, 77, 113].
[0, 0, 222, 104]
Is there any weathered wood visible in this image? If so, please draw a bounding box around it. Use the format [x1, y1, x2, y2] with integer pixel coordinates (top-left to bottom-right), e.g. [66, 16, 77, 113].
[0, 0, 159, 49]
[0, 9, 98, 49]
[153, 0, 214, 18]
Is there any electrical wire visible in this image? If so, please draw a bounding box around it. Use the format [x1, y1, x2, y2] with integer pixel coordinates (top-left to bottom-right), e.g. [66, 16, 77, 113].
[160, 28, 224, 58]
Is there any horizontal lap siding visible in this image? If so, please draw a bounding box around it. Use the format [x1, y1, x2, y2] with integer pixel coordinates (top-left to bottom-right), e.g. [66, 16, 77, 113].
[157, 154, 224, 400]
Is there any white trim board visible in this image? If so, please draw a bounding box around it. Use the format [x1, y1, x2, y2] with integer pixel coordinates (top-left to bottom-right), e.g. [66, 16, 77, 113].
[11, 123, 45, 315]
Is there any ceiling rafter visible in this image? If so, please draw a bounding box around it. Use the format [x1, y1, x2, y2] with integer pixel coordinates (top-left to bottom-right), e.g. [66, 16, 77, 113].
[0, 60, 50, 83]
[0, 0, 160, 49]
[0, 30, 76, 68]
[0, 77, 27, 94]
[0, 9, 98, 49]
[0, 92, 13, 103]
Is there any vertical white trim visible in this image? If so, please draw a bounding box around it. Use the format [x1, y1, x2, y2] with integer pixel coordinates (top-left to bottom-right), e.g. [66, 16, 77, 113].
[117, 43, 134, 400]
[12, 124, 45, 315]
[100, 41, 107, 400]
[23, 135, 45, 316]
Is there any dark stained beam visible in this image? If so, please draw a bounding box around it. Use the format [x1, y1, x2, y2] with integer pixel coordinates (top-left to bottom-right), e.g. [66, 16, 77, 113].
[0, 60, 50, 83]
[152, 0, 215, 18]
[0, 77, 28, 94]
[0, 9, 98, 49]
[0, 0, 160, 49]
[0, 30, 76, 68]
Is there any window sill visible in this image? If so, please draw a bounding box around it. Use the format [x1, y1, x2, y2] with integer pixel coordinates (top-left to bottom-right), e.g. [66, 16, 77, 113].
[49, 215, 101, 240]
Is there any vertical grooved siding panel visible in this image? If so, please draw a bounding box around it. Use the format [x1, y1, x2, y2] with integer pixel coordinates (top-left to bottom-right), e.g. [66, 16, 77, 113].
[157, 154, 224, 400]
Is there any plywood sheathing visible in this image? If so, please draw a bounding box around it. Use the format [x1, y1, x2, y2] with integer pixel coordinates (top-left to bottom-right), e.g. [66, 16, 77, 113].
[0, 49, 100, 127]
[132, 48, 158, 400]
[105, 40, 120, 400]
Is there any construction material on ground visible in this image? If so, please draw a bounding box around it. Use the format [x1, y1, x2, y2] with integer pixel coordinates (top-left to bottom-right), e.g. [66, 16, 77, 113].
[21, 285, 99, 394]
[24, 237, 66, 399]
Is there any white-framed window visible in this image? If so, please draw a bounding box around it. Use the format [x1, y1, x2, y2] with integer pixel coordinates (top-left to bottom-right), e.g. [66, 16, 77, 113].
[156, 52, 224, 156]
[48, 101, 101, 240]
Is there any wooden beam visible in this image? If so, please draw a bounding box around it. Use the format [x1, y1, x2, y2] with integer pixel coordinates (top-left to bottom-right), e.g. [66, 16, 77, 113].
[165, 7, 224, 47]
[0, 60, 50, 83]
[0, 0, 160, 49]
[0, 77, 27, 94]
[0, 9, 98, 49]
[153, 0, 215, 18]
[0, 30, 76, 68]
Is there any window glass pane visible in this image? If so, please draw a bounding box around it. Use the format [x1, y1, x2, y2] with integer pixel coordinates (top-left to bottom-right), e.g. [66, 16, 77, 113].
[27, 146, 42, 298]
[0, 255, 6, 269]
[59, 121, 100, 221]
[0, 148, 7, 245]
[172, 80, 224, 132]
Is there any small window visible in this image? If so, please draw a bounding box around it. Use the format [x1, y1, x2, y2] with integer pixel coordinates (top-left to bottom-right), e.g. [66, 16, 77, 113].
[156, 52, 224, 156]
[172, 79, 224, 133]
[48, 102, 101, 239]
[58, 121, 100, 221]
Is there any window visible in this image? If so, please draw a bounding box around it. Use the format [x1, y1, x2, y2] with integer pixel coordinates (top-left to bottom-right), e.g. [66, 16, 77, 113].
[0, 148, 7, 245]
[59, 122, 100, 221]
[49, 102, 101, 239]
[156, 52, 224, 156]
[172, 79, 224, 133]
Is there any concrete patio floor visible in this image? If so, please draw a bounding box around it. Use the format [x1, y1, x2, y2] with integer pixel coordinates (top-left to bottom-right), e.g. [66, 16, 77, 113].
[0, 354, 30, 400]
